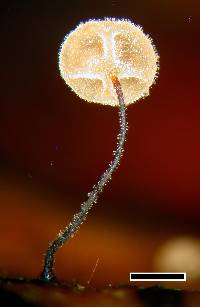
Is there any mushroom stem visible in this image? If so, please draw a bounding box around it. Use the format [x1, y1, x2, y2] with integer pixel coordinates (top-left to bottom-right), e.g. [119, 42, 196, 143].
[40, 76, 128, 282]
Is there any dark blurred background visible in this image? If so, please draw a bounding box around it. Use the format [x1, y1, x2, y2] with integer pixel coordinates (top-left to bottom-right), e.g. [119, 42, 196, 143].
[0, 0, 200, 289]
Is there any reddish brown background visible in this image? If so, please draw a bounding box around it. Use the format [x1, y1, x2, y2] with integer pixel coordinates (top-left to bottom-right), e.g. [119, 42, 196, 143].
[0, 0, 200, 289]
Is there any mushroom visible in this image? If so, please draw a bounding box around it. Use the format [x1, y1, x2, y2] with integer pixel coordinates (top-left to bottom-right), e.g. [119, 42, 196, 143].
[40, 18, 159, 281]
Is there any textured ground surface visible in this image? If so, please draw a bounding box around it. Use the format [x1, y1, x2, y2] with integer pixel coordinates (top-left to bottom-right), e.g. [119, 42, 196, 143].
[1, 278, 200, 307]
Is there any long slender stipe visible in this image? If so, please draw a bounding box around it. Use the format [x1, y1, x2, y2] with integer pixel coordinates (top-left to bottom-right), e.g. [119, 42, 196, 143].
[40, 76, 128, 281]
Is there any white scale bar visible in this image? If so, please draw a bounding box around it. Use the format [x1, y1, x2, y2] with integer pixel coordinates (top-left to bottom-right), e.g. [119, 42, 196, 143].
[130, 272, 186, 282]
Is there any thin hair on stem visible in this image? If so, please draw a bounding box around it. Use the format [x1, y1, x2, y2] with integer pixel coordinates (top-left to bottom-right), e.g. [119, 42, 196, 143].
[40, 76, 128, 282]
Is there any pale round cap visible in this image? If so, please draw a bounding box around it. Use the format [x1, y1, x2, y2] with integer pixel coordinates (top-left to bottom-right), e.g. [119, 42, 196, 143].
[59, 18, 159, 106]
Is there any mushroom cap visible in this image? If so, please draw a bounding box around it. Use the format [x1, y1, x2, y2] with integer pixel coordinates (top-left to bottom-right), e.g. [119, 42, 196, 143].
[59, 18, 159, 106]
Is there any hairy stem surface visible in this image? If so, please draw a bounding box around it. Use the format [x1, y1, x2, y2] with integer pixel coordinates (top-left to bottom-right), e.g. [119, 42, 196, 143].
[40, 77, 128, 281]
